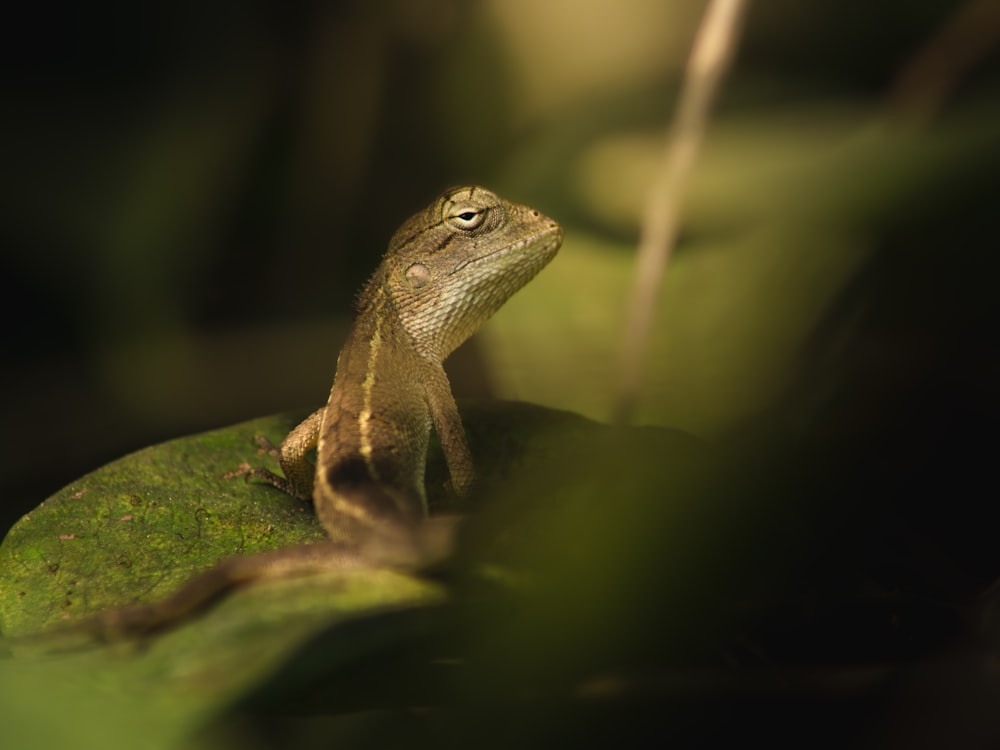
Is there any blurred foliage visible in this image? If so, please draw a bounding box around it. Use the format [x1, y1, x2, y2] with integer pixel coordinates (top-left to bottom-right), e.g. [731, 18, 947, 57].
[2, 0, 999, 746]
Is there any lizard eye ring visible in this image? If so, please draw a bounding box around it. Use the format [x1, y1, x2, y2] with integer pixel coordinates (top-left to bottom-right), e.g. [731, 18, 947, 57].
[447, 207, 485, 231]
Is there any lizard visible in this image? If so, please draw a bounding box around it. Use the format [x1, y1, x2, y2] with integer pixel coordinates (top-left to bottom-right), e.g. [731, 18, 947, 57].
[249, 184, 563, 564]
[57, 185, 562, 638]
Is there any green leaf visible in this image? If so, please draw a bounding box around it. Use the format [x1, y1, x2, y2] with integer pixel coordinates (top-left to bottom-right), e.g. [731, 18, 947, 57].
[1, 402, 658, 749]
[0, 412, 448, 748]
[0, 412, 330, 636]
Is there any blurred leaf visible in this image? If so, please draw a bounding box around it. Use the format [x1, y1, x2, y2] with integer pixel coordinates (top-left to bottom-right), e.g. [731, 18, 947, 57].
[488, 105, 1000, 432]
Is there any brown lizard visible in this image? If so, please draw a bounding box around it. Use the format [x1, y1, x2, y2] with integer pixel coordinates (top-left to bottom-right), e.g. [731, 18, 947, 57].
[68, 186, 561, 636]
[251, 184, 563, 563]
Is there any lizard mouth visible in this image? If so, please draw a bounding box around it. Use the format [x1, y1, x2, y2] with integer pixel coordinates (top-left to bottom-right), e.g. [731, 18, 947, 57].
[448, 224, 562, 275]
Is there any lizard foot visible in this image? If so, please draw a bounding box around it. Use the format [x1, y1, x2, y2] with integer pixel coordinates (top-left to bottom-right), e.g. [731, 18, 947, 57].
[224, 460, 298, 497]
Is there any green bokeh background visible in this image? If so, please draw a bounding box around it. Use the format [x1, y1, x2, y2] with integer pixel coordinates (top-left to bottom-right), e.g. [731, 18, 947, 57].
[2, 1, 999, 747]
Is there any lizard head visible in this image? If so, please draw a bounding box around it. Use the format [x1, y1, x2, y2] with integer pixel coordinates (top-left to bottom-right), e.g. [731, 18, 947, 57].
[376, 186, 563, 359]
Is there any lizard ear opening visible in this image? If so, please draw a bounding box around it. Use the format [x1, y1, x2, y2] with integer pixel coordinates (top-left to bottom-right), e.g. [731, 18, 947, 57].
[405, 263, 431, 288]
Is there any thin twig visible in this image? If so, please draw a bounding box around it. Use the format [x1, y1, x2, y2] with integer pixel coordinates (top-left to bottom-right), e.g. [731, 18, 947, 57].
[614, 0, 749, 425]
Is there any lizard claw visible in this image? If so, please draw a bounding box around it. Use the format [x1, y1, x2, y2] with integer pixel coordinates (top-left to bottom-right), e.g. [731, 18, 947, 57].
[244, 466, 296, 496]
[223, 462, 295, 496]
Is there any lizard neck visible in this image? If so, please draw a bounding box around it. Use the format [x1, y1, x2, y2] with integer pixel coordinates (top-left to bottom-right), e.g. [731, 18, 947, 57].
[314, 284, 434, 539]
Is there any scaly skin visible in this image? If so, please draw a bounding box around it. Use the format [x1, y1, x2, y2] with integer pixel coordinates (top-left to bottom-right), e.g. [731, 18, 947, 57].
[256, 185, 562, 561]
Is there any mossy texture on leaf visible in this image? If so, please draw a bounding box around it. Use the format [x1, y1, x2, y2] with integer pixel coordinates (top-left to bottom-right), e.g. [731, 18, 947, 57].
[0, 413, 328, 637]
[0, 411, 463, 750]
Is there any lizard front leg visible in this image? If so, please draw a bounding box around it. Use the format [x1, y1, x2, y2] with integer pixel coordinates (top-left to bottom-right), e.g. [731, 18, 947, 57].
[425, 367, 475, 497]
[249, 408, 322, 499]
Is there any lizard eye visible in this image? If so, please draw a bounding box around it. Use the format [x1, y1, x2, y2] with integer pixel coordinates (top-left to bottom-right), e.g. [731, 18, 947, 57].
[447, 207, 485, 231]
